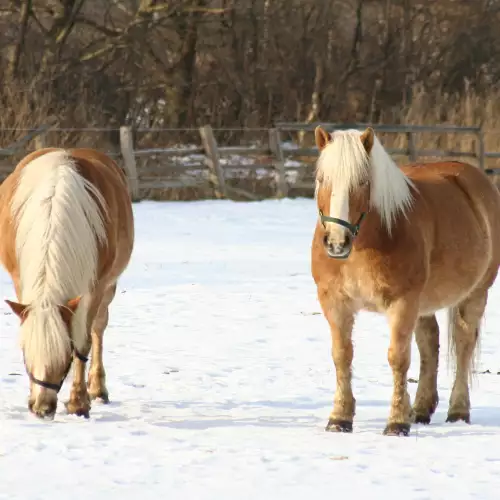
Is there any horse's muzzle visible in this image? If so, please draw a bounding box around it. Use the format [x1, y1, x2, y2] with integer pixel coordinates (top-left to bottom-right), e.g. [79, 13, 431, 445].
[323, 233, 353, 260]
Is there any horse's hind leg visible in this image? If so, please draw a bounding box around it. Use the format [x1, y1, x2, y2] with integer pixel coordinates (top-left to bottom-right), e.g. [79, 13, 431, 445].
[412, 315, 440, 424]
[87, 283, 117, 404]
[446, 288, 488, 424]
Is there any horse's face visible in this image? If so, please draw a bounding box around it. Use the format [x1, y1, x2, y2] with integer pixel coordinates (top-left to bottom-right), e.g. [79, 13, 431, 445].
[314, 126, 373, 259]
[5, 297, 80, 419]
[316, 183, 370, 258]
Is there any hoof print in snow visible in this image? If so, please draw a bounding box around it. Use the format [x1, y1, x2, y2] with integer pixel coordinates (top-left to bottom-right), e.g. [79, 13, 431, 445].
[383, 423, 410, 436]
[163, 368, 180, 375]
[445, 413, 470, 424]
[473, 369, 500, 375]
[325, 419, 353, 433]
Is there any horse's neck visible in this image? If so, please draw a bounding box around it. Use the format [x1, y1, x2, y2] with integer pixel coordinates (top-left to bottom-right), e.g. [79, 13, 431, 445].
[356, 210, 406, 251]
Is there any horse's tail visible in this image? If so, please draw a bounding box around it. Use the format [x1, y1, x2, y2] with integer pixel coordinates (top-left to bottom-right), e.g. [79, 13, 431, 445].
[447, 306, 482, 386]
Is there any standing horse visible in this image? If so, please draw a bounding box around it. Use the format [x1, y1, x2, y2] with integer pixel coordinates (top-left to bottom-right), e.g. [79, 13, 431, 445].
[0, 148, 134, 419]
[311, 126, 500, 436]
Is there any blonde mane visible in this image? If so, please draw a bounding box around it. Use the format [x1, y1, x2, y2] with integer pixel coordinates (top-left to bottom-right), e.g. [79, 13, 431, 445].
[11, 150, 108, 377]
[315, 129, 415, 234]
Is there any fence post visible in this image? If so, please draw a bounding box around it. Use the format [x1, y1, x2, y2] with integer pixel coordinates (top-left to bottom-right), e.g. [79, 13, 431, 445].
[34, 119, 57, 150]
[269, 128, 288, 198]
[407, 132, 417, 162]
[34, 133, 47, 150]
[476, 128, 485, 171]
[199, 125, 226, 199]
[119, 126, 140, 201]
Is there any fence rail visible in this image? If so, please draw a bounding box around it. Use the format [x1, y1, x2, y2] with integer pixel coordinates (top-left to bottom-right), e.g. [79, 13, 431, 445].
[1, 122, 500, 201]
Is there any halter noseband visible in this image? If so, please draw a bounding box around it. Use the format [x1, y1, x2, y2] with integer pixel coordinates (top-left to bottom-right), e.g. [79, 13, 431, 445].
[319, 210, 366, 237]
[25, 340, 88, 393]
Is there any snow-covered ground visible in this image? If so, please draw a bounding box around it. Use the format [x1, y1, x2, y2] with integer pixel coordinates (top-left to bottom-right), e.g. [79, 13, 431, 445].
[1, 198, 500, 500]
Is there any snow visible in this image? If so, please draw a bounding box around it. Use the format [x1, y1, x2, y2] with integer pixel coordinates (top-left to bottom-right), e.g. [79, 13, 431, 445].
[141, 142, 307, 184]
[1, 198, 500, 499]
[155, 155, 305, 183]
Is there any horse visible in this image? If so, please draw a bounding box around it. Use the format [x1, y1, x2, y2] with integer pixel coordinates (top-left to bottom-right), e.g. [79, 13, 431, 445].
[0, 147, 134, 420]
[311, 125, 500, 436]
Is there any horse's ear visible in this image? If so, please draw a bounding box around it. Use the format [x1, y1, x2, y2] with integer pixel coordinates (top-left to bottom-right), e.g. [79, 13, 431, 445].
[5, 299, 28, 319]
[66, 296, 82, 313]
[58, 296, 82, 327]
[315, 126, 330, 151]
[360, 127, 375, 153]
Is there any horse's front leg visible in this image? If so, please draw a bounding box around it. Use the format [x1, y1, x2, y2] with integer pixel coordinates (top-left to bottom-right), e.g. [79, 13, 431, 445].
[319, 290, 356, 432]
[384, 297, 419, 436]
[65, 294, 101, 418]
[65, 353, 91, 418]
[88, 283, 117, 403]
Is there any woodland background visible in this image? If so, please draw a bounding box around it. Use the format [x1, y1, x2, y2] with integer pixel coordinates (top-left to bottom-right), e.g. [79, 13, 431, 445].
[1, 0, 500, 152]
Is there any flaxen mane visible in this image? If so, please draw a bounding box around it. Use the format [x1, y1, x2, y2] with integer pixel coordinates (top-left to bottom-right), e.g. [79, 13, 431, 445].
[316, 129, 415, 234]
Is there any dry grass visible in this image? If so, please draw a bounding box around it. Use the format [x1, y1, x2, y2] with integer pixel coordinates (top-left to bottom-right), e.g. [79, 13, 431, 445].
[2, 82, 500, 199]
[379, 84, 498, 166]
[0, 78, 117, 171]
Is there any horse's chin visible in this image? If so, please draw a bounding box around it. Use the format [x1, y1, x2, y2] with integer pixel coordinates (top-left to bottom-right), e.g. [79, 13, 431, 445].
[326, 247, 352, 260]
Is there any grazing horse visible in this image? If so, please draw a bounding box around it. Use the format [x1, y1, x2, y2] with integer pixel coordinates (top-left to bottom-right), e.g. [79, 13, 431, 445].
[0, 148, 134, 419]
[311, 126, 500, 436]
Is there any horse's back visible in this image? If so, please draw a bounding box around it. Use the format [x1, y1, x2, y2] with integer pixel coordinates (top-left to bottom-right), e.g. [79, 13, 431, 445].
[404, 160, 499, 202]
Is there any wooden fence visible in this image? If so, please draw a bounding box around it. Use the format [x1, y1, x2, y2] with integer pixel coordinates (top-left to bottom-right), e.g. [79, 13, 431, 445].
[1, 122, 500, 201]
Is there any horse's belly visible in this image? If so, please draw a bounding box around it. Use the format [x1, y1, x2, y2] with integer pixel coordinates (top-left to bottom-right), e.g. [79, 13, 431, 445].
[419, 254, 491, 314]
[343, 251, 491, 316]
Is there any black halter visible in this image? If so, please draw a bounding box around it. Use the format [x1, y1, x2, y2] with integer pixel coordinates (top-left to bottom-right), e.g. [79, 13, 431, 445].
[25, 340, 88, 393]
[319, 209, 366, 237]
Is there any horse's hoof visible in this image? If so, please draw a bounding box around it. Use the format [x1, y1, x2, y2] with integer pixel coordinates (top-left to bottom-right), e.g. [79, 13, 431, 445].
[65, 400, 91, 419]
[325, 419, 353, 433]
[446, 412, 470, 424]
[89, 392, 109, 404]
[383, 423, 410, 436]
[75, 408, 90, 419]
[414, 413, 432, 425]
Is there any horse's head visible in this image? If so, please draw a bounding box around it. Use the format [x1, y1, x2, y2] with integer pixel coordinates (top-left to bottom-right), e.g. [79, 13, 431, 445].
[314, 126, 374, 259]
[5, 296, 82, 419]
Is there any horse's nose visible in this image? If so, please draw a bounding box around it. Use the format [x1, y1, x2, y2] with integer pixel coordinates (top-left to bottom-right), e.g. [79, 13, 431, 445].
[323, 233, 353, 258]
